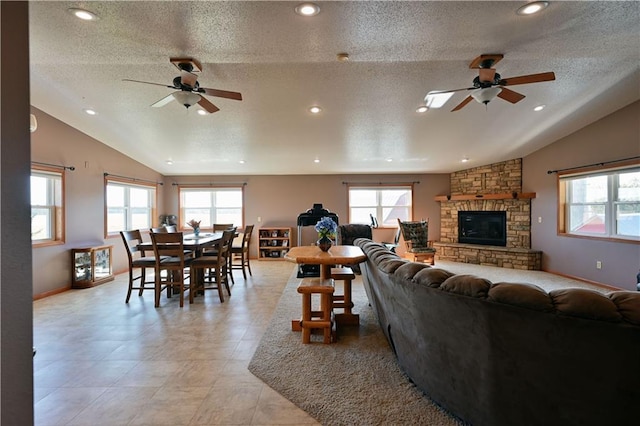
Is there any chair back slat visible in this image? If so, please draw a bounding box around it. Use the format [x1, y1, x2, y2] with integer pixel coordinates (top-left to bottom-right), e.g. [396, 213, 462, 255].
[151, 231, 185, 259]
[121, 229, 144, 259]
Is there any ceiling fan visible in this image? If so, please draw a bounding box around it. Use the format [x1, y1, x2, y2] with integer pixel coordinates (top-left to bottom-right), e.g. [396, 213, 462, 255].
[123, 57, 242, 114]
[429, 54, 555, 112]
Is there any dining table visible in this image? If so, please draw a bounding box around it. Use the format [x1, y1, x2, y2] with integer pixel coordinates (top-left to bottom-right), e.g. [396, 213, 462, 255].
[138, 231, 224, 257]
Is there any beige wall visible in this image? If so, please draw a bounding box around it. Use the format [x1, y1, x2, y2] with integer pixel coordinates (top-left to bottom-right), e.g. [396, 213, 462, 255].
[523, 100, 640, 290]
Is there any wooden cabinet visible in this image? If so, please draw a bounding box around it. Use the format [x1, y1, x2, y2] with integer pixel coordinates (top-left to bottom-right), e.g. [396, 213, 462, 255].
[72, 245, 114, 288]
[259, 227, 291, 260]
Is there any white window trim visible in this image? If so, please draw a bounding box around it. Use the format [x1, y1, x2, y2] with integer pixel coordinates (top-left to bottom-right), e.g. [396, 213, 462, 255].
[348, 184, 414, 226]
[105, 179, 157, 235]
[178, 186, 244, 230]
[31, 167, 65, 246]
[558, 164, 639, 243]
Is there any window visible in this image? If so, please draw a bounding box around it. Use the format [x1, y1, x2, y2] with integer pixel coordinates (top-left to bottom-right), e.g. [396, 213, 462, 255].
[31, 168, 64, 244]
[348, 185, 413, 226]
[105, 179, 156, 234]
[559, 165, 640, 241]
[179, 186, 244, 229]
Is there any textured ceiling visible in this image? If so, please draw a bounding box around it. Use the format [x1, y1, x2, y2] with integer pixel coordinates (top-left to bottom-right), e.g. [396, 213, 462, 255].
[29, 1, 640, 176]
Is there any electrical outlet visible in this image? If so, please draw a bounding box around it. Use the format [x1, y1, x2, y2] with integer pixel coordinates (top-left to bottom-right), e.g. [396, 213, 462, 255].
[596, 261, 602, 269]
[257, 216, 262, 223]
[538, 216, 542, 223]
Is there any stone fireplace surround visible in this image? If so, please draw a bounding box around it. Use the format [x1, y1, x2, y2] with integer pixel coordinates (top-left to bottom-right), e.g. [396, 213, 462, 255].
[433, 158, 542, 270]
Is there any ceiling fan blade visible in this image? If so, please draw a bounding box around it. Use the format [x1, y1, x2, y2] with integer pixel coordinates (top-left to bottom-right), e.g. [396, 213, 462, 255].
[499, 72, 556, 86]
[200, 87, 243, 101]
[151, 93, 175, 108]
[451, 96, 473, 112]
[497, 87, 526, 104]
[123, 78, 174, 89]
[197, 97, 220, 114]
[180, 70, 198, 88]
[430, 87, 475, 95]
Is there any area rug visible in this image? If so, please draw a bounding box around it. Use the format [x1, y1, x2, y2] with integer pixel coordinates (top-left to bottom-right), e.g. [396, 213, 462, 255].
[248, 268, 464, 426]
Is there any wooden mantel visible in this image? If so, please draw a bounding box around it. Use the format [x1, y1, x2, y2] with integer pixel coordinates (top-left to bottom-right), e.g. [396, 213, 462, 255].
[434, 192, 536, 202]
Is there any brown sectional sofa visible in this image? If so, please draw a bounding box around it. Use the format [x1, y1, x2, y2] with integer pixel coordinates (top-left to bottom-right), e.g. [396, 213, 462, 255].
[354, 238, 640, 426]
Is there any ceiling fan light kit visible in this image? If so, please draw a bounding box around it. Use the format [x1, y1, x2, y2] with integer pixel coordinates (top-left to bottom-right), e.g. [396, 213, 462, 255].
[173, 92, 201, 108]
[471, 87, 502, 105]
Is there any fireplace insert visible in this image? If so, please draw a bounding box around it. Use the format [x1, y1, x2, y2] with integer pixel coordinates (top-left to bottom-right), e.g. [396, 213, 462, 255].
[458, 211, 507, 246]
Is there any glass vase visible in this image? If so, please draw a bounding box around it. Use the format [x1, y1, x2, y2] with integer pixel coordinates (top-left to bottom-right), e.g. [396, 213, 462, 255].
[317, 235, 332, 252]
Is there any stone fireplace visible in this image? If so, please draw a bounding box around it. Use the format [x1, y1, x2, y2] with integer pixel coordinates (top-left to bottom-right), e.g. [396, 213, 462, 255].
[433, 158, 542, 270]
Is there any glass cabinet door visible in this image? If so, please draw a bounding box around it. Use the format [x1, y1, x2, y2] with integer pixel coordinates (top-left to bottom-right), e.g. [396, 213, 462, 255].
[74, 251, 92, 281]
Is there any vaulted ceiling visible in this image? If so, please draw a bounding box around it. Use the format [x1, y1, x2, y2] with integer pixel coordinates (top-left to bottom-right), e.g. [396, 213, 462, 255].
[29, 1, 640, 175]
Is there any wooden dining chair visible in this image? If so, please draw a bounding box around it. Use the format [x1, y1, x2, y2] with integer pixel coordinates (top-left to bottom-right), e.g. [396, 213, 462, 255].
[150, 225, 177, 233]
[150, 231, 193, 307]
[230, 224, 254, 280]
[120, 230, 159, 303]
[213, 223, 234, 231]
[189, 229, 235, 303]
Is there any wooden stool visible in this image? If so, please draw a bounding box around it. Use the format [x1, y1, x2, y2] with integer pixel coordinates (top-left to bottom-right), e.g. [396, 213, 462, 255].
[292, 278, 335, 344]
[330, 267, 359, 326]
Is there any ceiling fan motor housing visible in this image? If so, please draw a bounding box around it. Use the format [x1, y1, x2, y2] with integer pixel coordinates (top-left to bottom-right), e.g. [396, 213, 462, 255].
[473, 73, 501, 88]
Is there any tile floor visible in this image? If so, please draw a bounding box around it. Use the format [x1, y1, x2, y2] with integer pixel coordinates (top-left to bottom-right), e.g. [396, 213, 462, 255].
[33, 260, 320, 426]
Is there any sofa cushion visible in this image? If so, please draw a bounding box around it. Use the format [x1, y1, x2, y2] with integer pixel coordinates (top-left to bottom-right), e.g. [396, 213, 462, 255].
[413, 268, 455, 288]
[394, 262, 431, 281]
[440, 274, 491, 298]
[550, 288, 622, 322]
[609, 291, 640, 325]
[488, 282, 554, 312]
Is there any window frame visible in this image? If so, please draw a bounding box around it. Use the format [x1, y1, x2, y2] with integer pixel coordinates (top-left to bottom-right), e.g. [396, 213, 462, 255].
[31, 166, 65, 247]
[347, 184, 414, 227]
[104, 177, 157, 236]
[558, 161, 639, 244]
[178, 185, 245, 230]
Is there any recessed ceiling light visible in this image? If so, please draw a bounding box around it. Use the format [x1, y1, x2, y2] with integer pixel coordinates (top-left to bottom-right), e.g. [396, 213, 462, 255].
[67, 8, 99, 21]
[314, 158, 320, 163]
[166, 160, 173, 165]
[534, 105, 546, 112]
[309, 106, 322, 114]
[295, 3, 320, 16]
[386, 158, 393, 162]
[84, 109, 97, 115]
[461, 157, 469, 163]
[516, 1, 549, 16]
[239, 160, 245, 164]
[416, 106, 428, 113]
[197, 109, 207, 116]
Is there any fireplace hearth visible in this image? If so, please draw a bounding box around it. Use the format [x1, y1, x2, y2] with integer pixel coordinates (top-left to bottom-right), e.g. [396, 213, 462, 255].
[458, 211, 507, 247]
